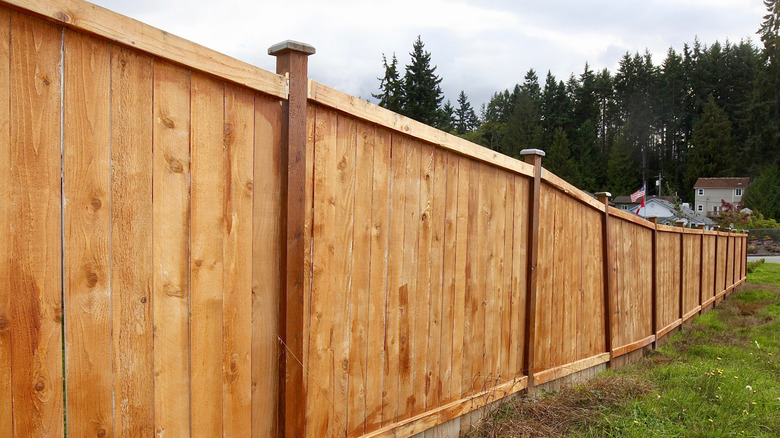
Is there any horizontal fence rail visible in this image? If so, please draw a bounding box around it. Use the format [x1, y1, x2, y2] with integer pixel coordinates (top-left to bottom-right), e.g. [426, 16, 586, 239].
[0, 0, 749, 437]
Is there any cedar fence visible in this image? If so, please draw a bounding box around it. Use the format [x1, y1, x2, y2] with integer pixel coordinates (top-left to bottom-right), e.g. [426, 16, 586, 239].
[0, 0, 748, 437]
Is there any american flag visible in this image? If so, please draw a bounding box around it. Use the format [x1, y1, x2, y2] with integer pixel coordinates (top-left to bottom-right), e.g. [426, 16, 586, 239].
[630, 185, 646, 203]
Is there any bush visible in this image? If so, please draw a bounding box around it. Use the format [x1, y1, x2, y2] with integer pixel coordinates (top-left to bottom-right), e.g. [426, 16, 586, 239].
[746, 258, 765, 273]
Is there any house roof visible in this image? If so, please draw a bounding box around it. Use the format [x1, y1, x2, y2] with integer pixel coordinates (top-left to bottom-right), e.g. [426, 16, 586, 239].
[694, 177, 750, 189]
[630, 198, 715, 225]
[612, 196, 637, 205]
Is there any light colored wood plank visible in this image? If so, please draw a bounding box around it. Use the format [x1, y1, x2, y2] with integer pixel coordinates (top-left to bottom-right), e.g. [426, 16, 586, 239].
[361, 376, 527, 438]
[552, 189, 567, 369]
[608, 206, 655, 230]
[222, 84, 254, 437]
[533, 353, 609, 385]
[414, 143, 434, 415]
[189, 72, 225, 438]
[9, 12, 64, 436]
[347, 120, 374, 437]
[152, 60, 192, 438]
[307, 106, 338, 437]
[308, 80, 534, 178]
[473, 163, 490, 392]
[382, 132, 406, 426]
[509, 175, 529, 379]
[485, 168, 506, 387]
[3, 0, 287, 98]
[365, 127, 391, 433]
[499, 174, 514, 383]
[611, 334, 655, 357]
[331, 113, 357, 438]
[462, 159, 480, 396]
[0, 8, 11, 436]
[64, 30, 113, 437]
[535, 184, 556, 373]
[426, 147, 446, 410]
[439, 151, 459, 405]
[541, 170, 605, 212]
[110, 45, 154, 437]
[450, 156, 469, 401]
[251, 94, 283, 438]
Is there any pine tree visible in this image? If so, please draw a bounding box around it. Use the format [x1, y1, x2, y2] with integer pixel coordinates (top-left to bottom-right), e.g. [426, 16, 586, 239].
[607, 134, 640, 195]
[742, 164, 780, 219]
[545, 128, 580, 186]
[686, 96, 734, 190]
[452, 91, 478, 135]
[440, 100, 455, 133]
[373, 53, 404, 113]
[402, 36, 444, 126]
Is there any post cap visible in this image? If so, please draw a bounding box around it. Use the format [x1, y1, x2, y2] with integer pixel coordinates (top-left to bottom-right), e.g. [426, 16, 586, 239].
[697, 224, 705, 229]
[594, 192, 612, 198]
[676, 219, 685, 227]
[268, 40, 316, 56]
[649, 216, 658, 224]
[519, 149, 545, 157]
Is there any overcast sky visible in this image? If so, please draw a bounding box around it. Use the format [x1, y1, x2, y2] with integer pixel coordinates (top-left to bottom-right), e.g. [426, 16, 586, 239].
[91, 0, 768, 110]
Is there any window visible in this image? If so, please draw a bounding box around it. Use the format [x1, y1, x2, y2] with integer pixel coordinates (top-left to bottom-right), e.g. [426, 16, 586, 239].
[713, 206, 719, 213]
[697, 204, 703, 212]
[697, 189, 704, 196]
[735, 188, 742, 196]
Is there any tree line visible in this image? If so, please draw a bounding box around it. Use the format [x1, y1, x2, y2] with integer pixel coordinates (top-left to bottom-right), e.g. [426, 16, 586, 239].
[374, 0, 780, 220]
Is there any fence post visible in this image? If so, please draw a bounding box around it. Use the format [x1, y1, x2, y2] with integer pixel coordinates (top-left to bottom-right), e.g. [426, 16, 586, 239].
[520, 148, 544, 389]
[594, 192, 614, 364]
[713, 225, 720, 299]
[649, 216, 659, 342]
[676, 220, 685, 323]
[269, 40, 315, 438]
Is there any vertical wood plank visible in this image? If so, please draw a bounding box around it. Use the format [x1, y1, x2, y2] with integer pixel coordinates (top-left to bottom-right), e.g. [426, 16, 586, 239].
[252, 94, 283, 438]
[451, 156, 469, 400]
[509, 176, 528, 378]
[0, 8, 12, 436]
[439, 152, 459, 404]
[110, 45, 154, 437]
[365, 127, 391, 432]
[190, 72, 225, 438]
[9, 13, 64, 437]
[463, 159, 480, 396]
[63, 29, 113, 438]
[399, 137, 420, 418]
[347, 121, 374, 437]
[500, 175, 514, 382]
[426, 148, 446, 410]
[414, 143, 433, 414]
[307, 106, 337, 437]
[523, 151, 544, 387]
[222, 84, 254, 437]
[152, 61, 192, 438]
[331, 114, 356, 437]
[381, 132, 404, 426]
[474, 163, 490, 391]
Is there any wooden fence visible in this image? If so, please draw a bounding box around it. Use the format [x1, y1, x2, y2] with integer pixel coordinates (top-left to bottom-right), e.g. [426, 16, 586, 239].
[0, 0, 748, 437]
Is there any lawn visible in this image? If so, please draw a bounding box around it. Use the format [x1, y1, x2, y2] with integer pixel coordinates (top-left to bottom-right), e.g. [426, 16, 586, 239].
[469, 263, 780, 437]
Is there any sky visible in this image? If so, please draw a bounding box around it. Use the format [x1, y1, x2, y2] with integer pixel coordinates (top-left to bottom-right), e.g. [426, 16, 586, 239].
[91, 0, 769, 110]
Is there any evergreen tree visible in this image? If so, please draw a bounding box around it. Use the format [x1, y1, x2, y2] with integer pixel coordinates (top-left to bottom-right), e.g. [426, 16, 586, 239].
[545, 128, 580, 185]
[742, 164, 780, 219]
[686, 96, 734, 190]
[440, 100, 455, 133]
[454, 91, 479, 134]
[607, 134, 640, 195]
[402, 36, 444, 127]
[373, 53, 404, 112]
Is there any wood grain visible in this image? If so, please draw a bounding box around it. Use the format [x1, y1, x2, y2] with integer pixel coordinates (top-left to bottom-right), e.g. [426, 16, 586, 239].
[0, 8, 12, 436]
[152, 60, 191, 437]
[222, 84, 254, 437]
[252, 94, 283, 438]
[9, 12, 64, 436]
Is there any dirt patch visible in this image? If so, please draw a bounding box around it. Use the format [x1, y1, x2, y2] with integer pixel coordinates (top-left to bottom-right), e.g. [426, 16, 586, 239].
[469, 377, 651, 438]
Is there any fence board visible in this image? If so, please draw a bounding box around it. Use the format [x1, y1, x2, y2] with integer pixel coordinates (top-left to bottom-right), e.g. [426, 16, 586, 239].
[9, 12, 64, 436]
[451, 156, 470, 401]
[500, 175, 515, 383]
[414, 143, 434, 415]
[251, 94, 283, 438]
[63, 30, 113, 437]
[682, 234, 701, 317]
[110, 44, 154, 437]
[535, 184, 556, 372]
[426, 148, 446, 410]
[438, 151, 459, 405]
[365, 127, 391, 432]
[348, 120, 374, 437]
[222, 85, 254, 437]
[152, 60, 192, 437]
[509, 175, 529, 379]
[463, 159, 480, 395]
[0, 8, 11, 436]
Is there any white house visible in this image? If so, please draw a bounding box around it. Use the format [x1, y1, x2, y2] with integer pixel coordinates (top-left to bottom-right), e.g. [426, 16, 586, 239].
[693, 177, 749, 217]
[630, 198, 715, 228]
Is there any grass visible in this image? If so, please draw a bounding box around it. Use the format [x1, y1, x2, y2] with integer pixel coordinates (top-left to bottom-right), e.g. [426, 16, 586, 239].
[468, 263, 780, 437]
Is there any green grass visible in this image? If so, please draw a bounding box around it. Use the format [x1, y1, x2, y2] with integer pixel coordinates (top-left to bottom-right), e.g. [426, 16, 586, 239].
[470, 263, 780, 437]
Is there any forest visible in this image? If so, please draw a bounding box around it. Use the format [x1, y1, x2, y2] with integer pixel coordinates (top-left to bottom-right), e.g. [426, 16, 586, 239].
[373, 0, 780, 220]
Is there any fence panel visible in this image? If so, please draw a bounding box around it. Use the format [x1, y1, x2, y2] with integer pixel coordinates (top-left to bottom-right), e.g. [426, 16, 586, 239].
[682, 232, 702, 319]
[702, 233, 717, 305]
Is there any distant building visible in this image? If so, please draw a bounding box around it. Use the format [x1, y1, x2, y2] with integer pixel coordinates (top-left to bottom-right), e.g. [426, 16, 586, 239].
[693, 177, 750, 217]
[630, 198, 715, 228]
[612, 195, 639, 212]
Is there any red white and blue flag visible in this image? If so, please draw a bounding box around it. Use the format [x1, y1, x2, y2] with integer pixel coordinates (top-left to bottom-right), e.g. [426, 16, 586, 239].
[630, 185, 646, 203]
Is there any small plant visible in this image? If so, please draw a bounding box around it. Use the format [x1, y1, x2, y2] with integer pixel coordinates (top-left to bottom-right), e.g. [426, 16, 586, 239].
[746, 259, 765, 273]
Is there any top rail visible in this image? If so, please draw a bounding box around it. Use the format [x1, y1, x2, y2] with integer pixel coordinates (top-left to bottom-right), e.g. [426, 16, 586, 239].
[2, 0, 288, 99]
[308, 79, 535, 178]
